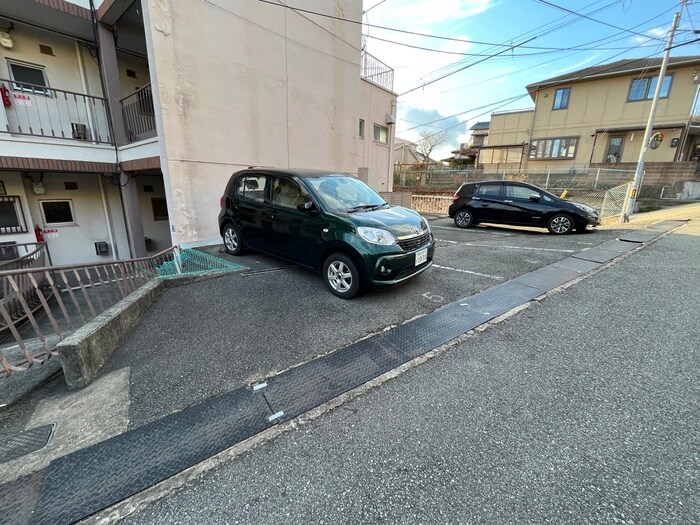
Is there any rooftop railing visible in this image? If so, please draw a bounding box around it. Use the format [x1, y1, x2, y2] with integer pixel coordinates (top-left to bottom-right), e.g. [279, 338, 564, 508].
[0, 78, 112, 144]
[361, 51, 394, 92]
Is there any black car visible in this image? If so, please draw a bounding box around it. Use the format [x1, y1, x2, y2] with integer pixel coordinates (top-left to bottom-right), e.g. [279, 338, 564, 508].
[218, 168, 435, 299]
[448, 180, 600, 234]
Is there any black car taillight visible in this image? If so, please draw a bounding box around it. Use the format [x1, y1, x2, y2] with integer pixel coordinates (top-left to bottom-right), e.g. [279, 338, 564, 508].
[452, 193, 460, 202]
[220, 196, 224, 208]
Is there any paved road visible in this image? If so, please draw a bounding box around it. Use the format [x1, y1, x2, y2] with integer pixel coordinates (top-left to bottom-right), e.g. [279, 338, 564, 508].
[119, 219, 699, 523]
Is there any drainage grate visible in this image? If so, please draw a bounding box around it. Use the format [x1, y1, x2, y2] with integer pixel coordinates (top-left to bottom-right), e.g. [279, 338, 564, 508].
[0, 424, 55, 464]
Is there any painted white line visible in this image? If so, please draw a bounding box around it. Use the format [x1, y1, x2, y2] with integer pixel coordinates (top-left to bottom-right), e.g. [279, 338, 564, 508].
[431, 226, 515, 236]
[435, 240, 574, 253]
[432, 264, 503, 280]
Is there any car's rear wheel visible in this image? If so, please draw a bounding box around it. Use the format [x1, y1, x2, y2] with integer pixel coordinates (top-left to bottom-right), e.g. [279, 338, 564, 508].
[454, 209, 474, 228]
[547, 214, 574, 235]
[323, 253, 360, 299]
[222, 223, 244, 255]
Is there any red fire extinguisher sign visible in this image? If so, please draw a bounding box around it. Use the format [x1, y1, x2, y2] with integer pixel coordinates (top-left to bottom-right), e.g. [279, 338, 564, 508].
[1, 84, 11, 107]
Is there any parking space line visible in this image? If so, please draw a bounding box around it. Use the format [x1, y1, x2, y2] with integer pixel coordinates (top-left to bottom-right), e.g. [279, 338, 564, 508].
[431, 226, 516, 236]
[432, 264, 503, 280]
[436, 239, 575, 253]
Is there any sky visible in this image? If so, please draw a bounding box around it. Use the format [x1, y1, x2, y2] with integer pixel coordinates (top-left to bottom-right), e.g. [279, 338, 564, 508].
[361, 0, 700, 161]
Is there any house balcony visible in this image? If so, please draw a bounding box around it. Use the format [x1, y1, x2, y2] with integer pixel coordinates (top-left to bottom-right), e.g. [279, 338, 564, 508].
[0, 79, 112, 144]
[361, 52, 394, 92]
[120, 84, 157, 144]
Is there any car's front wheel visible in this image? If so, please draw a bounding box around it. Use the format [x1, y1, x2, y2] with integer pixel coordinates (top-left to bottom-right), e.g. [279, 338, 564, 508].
[323, 253, 360, 299]
[453, 209, 474, 228]
[222, 223, 245, 255]
[547, 214, 574, 235]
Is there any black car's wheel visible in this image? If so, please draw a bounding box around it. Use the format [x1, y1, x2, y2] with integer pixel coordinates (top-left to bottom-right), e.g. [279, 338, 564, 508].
[222, 223, 244, 255]
[453, 209, 474, 228]
[323, 253, 360, 299]
[547, 214, 574, 235]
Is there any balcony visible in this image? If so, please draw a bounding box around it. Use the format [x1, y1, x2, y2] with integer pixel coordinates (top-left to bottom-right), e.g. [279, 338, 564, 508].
[361, 52, 394, 92]
[0, 79, 112, 144]
[120, 84, 157, 144]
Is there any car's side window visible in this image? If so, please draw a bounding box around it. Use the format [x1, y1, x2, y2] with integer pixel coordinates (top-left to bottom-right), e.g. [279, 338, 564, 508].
[271, 178, 309, 209]
[236, 175, 268, 203]
[505, 185, 537, 200]
[476, 183, 501, 197]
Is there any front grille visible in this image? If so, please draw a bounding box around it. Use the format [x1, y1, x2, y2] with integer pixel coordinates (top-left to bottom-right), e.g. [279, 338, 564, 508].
[397, 231, 430, 252]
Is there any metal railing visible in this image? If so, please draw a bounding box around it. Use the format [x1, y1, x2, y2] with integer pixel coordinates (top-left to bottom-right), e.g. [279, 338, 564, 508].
[361, 51, 394, 92]
[120, 84, 156, 143]
[0, 242, 49, 272]
[395, 166, 637, 192]
[0, 78, 112, 144]
[0, 247, 177, 378]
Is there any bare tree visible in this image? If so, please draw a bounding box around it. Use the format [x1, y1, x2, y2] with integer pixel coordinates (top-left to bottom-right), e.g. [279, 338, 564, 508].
[416, 130, 449, 165]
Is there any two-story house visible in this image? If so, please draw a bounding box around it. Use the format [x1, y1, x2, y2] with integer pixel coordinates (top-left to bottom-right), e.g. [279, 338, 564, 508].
[0, 0, 397, 265]
[480, 56, 700, 194]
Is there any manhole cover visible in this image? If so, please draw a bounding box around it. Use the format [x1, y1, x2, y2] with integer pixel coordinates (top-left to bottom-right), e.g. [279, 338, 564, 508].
[0, 423, 55, 464]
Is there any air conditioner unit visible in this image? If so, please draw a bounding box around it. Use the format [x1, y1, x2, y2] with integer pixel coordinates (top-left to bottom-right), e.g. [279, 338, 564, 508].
[71, 123, 88, 140]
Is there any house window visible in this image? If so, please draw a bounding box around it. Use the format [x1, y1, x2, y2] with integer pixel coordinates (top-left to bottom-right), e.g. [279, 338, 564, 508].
[359, 119, 365, 139]
[552, 88, 570, 110]
[151, 198, 168, 221]
[0, 196, 29, 234]
[7, 61, 51, 96]
[373, 124, 388, 144]
[628, 75, 672, 101]
[40, 200, 75, 226]
[529, 137, 579, 159]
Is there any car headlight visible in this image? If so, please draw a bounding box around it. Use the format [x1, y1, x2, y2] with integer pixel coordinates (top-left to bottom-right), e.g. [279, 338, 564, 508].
[357, 226, 397, 245]
[420, 218, 431, 233]
[573, 203, 598, 216]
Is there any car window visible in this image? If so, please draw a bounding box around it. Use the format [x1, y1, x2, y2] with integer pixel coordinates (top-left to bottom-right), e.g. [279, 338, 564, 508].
[305, 176, 384, 212]
[236, 175, 268, 203]
[458, 184, 475, 196]
[476, 183, 501, 197]
[505, 185, 538, 200]
[271, 178, 309, 209]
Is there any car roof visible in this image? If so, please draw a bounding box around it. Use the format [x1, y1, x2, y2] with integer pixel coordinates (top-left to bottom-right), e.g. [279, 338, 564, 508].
[239, 167, 351, 179]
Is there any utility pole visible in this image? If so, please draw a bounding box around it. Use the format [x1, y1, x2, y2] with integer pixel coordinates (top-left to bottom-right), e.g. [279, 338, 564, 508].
[622, 1, 684, 222]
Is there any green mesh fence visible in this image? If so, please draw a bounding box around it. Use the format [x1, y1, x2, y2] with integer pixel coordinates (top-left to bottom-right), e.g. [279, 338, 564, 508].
[155, 249, 245, 278]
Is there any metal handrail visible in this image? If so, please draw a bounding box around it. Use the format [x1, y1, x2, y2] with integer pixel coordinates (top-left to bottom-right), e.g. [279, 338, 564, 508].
[120, 83, 156, 143]
[361, 51, 394, 92]
[0, 247, 177, 378]
[0, 77, 112, 143]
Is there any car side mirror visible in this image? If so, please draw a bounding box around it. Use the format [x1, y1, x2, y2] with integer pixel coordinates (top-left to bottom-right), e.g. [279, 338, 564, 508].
[297, 201, 317, 214]
[529, 194, 541, 202]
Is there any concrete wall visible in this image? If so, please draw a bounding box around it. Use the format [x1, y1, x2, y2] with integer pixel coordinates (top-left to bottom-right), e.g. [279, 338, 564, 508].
[358, 78, 395, 192]
[136, 174, 171, 252]
[141, 0, 379, 244]
[487, 110, 533, 147]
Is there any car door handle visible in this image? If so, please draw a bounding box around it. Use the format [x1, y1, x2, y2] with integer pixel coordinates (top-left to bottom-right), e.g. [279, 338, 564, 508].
[504, 200, 513, 203]
[472, 197, 481, 200]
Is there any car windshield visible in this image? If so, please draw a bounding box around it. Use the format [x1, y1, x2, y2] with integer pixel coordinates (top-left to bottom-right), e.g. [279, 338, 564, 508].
[306, 176, 387, 212]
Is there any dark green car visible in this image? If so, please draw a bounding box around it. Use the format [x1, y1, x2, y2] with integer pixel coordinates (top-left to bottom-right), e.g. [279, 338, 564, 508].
[218, 168, 435, 299]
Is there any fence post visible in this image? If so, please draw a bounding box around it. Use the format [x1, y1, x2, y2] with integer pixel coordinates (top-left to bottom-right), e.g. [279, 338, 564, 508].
[502, 170, 506, 181]
[545, 169, 550, 189]
[600, 190, 608, 218]
[594, 168, 600, 190]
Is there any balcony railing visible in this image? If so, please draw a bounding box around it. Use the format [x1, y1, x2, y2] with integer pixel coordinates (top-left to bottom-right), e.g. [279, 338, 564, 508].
[0, 79, 112, 144]
[361, 51, 394, 92]
[120, 84, 157, 143]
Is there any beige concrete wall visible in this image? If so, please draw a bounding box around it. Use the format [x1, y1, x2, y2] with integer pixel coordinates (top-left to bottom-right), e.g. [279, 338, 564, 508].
[142, 0, 374, 244]
[358, 78, 395, 192]
[487, 110, 533, 147]
[136, 174, 171, 252]
[524, 65, 699, 168]
[117, 54, 151, 99]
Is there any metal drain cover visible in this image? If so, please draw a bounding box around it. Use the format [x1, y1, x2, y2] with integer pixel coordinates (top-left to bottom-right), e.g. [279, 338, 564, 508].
[0, 423, 55, 464]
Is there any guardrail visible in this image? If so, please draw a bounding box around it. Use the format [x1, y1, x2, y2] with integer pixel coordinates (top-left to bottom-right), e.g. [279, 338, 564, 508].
[0, 78, 112, 144]
[120, 84, 156, 143]
[361, 51, 394, 92]
[0, 247, 177, 378]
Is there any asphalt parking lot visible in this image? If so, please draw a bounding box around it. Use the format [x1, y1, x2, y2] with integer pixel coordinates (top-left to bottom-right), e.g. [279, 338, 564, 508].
[100, 219, 624, 428]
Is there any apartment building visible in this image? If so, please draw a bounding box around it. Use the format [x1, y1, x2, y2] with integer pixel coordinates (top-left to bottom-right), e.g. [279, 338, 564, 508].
[0, 0, 397, 265]
[480, 57, 700, 177]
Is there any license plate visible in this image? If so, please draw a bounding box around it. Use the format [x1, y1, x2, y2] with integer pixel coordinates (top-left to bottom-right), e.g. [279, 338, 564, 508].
[415, 248, 428, 266]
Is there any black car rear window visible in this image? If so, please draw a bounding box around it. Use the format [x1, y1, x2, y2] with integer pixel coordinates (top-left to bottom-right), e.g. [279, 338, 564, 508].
[458, 184, 475, 196]
[236, 175, 268, 202]
[476, 183, 501, 196]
